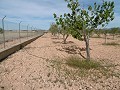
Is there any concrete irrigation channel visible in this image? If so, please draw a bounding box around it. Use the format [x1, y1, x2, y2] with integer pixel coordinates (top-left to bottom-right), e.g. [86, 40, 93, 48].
[0, 32, 46, 61]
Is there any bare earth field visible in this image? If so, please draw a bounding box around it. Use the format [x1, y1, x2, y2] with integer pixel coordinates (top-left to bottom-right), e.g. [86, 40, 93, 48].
[0, 33, 120, 90]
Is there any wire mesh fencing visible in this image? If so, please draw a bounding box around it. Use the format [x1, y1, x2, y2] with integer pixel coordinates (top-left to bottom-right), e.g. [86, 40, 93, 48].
[0, 18, 45, 50]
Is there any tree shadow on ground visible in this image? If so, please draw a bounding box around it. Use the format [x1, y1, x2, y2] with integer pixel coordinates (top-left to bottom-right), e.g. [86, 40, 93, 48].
[56, 45, 92, 59]
[52, 40, 74, 44]
[51, 37, 59, 39]
[24, 45, 55, 50]
[52, 41, 62, 44]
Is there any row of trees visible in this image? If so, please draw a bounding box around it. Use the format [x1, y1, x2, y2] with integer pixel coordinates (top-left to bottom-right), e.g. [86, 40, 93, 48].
[94, 28, 120, 38]
[49, 23, 73, 43]
[93, 28, 120, 43]
[49, 24, 120, 40]
[49, 24, 119, 47]
[50, 0, 115, 61]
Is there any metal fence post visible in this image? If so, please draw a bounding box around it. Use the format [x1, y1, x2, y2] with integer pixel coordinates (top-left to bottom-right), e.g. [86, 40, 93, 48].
[27, 24, 29, 39]
[2, 16, 6, 48]
[34, 28, 35, 37]
[31, 26, 33, 37]
[19, 21, 22, 43]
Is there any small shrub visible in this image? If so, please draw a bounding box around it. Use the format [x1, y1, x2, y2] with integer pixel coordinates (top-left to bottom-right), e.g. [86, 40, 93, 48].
[66, 56, 101, 70]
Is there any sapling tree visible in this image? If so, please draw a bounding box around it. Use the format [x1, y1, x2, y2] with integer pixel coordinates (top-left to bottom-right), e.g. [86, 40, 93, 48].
[102, 29, 109, 44]
[54, 0, 114, 61]
[117, 28, 120, 35]
[94, 29, 103, 37]
[59, 26, 69, 41]
[110, 27, 119, 40]
[49, 23, 59, 36]
[53, 13, 74, 44]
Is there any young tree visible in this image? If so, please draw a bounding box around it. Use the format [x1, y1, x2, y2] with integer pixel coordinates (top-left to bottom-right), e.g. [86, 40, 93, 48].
[58, 26, 69, 43]
[94, 29, 103, 37]
[102, 29, 109, 44]
[49, 23, 59, 36]
[53, 13, 74, 44]
[117, 28, 120, 35]
[54, 0, 114, 61]
[110, 27, 119, 40]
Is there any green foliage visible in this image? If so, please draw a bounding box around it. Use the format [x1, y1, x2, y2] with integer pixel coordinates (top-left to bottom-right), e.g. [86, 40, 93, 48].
[97, 28, 120, 36]
[53, 0, 115, 60]
[0, 28, 3, 33]
[93, 29, 100, 37]
[53, 13, 72, 35]
[71, 30, 83, 40]
[89, 1, 115, 28]
[117, 29, 120, 34]
[54, 10, 74, 43]
[102, 29, 109, 35]
[59, 26, 69, 36]
[54, 0, 114, 39]
[110, 27, 119, 35]
[49, 23, 59, 36]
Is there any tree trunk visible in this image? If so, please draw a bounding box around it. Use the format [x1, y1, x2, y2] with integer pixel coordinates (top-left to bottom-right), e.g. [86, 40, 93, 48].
[63, 34, 64, 38]
[105, 34, 107, 44]
[63, 34, 69, 44]
[84, 34, 90, 61]
[58, 32, 60, 39]
[113, 34, 115, 40]
[97, 33, 100, 37]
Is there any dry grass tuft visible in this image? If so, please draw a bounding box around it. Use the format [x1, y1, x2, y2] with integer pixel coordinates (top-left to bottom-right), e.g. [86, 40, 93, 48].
[65, 56, 101, 69]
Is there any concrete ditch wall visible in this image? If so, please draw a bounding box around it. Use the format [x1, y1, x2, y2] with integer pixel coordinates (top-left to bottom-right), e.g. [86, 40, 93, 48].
[0, 34, 44, 62]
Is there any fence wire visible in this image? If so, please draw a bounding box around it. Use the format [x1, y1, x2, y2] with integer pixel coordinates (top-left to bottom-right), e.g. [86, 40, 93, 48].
[0, 18, 45, 50]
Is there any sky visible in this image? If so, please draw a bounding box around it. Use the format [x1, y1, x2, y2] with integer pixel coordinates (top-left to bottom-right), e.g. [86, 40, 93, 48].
[0, 0, 120, 30]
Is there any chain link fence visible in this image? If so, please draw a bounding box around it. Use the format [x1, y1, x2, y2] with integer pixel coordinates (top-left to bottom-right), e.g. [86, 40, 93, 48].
[0, 18, 45, 50]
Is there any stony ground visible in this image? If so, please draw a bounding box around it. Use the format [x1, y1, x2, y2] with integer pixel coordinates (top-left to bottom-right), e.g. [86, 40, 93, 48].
[0, 33, 120, 90]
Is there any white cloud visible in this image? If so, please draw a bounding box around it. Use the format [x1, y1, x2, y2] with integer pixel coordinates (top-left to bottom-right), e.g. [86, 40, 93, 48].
[0, 0, 70, 29]
[0, 0, 120, 30]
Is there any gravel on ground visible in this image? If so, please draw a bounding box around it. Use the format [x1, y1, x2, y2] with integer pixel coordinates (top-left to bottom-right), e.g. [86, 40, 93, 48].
[0, 33, 120, 90]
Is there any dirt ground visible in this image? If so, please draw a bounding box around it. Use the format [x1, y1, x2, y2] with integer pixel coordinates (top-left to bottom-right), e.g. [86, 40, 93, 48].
[0, 33, 120, 90]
